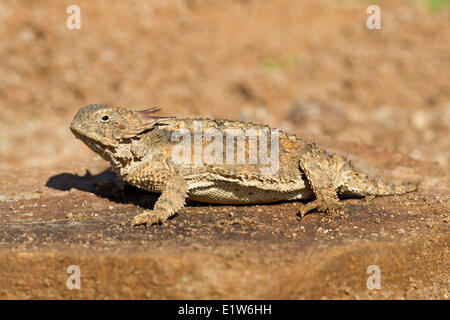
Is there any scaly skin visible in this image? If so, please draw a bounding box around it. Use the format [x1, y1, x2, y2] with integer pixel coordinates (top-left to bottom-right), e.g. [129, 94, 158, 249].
[70, 104, 417, 227]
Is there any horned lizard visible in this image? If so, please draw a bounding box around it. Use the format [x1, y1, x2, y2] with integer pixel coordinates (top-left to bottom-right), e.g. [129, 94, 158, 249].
[70, 104, 417, 227]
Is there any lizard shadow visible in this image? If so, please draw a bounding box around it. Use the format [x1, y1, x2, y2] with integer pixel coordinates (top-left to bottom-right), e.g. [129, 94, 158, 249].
[45, 168, 158, 208]
[45, 168, 224, 209]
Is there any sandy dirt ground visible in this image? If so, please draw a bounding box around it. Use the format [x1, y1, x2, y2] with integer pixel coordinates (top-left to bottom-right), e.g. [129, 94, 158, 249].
[0, 0, 448, 299]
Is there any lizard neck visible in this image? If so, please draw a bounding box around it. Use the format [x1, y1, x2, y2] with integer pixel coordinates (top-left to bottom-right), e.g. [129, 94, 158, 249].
[108, 140, 145, 178]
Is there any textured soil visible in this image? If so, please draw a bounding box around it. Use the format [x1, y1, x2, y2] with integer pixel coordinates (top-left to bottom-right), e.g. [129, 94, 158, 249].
[0, 0, 448, 299]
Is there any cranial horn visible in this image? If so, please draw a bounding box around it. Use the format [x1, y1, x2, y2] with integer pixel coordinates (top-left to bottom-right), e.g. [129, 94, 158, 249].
[117, 108, 174, 139]
[135, 108, 174, 121]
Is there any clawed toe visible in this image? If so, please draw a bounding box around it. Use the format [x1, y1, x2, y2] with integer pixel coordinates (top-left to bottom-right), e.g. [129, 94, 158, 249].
[131, 211, 165, 227]
[298, 198, 342, 219]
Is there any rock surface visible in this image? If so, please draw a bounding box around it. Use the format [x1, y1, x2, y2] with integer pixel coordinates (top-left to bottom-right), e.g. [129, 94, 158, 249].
[0, 146, 448, 299]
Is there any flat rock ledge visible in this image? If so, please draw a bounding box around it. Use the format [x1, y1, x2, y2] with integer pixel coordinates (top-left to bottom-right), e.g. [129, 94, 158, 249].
[0, 146, 448, 299]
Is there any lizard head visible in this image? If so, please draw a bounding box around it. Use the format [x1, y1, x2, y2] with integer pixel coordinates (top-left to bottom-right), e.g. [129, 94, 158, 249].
[70, 104, 172, 155]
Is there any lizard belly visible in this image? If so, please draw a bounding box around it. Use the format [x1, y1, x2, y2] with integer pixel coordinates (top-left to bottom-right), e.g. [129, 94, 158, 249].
[187, 182, 312, 204]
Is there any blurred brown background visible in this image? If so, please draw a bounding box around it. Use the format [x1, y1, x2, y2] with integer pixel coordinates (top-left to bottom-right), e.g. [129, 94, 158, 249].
[0, 0, 448, 169]
[0, 0, 449, 300]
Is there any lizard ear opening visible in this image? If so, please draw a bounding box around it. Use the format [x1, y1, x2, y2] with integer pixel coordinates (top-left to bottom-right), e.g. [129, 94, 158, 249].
[116, 108, 174, 140]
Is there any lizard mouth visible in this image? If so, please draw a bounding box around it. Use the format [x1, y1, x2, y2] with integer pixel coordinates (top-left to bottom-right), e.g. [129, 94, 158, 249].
[70, 127, 116, 159]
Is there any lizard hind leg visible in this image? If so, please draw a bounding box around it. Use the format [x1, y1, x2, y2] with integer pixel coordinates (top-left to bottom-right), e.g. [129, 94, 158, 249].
[338, 171, 418, 197]
[297, 146, 348, 218]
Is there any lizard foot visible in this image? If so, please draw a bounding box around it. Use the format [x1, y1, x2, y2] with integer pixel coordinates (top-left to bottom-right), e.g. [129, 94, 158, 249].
[298, 196, 343, 219]
[131, 210, 168, 227]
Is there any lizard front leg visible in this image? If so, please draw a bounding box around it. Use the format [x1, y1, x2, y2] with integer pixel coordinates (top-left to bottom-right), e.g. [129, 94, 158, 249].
[298, 145, 346, 218]
[131, 175, 188, 227]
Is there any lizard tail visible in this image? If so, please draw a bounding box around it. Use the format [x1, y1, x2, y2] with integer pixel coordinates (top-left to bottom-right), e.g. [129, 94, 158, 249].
[339, 171, 418, 196]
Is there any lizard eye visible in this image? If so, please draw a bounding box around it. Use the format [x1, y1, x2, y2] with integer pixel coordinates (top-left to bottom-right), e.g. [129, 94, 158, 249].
[101, 115, 110, 122]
